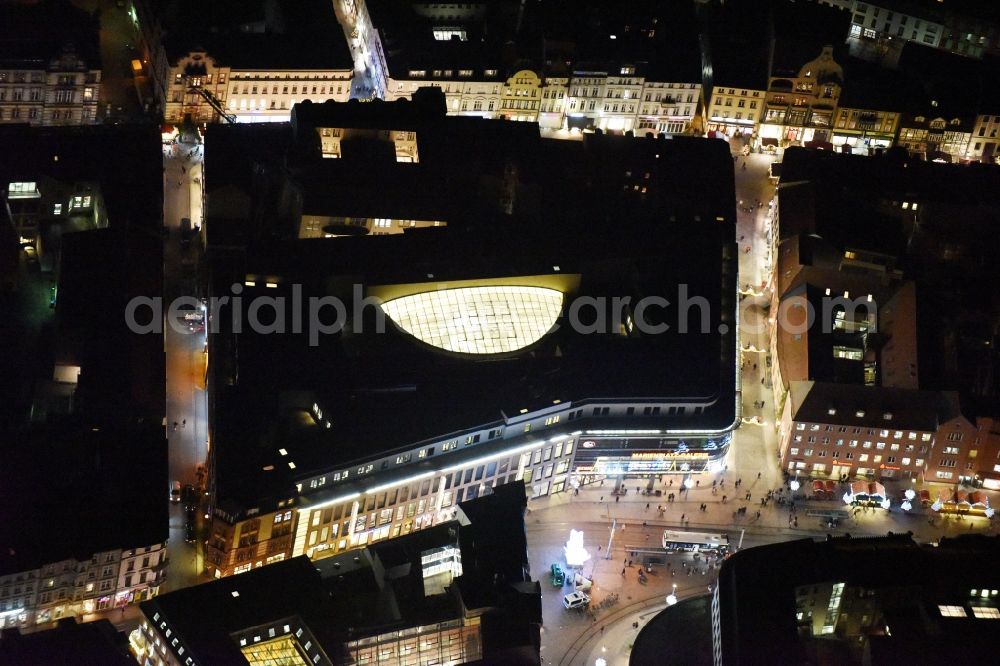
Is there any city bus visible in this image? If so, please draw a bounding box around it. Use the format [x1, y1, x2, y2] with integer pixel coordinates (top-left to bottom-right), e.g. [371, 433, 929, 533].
[662, 530, 730, 555]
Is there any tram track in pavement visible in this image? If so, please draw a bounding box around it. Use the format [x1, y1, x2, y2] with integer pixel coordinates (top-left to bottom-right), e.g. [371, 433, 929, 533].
[525, 516, 912, 543]
[556, 592, 709, 666]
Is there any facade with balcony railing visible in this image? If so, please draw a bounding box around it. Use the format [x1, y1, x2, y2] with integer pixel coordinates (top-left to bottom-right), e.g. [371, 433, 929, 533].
[759, 47, 843, 147]
[831, 107, 900, 153]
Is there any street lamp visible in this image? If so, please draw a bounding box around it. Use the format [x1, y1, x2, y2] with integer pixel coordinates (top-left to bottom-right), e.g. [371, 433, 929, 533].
[789, 476, 800, 492]
[666, 583, 678, 606]
[683, 476, 694, 490]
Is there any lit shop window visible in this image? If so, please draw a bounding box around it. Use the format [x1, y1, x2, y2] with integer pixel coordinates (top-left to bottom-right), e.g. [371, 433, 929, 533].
[381, 286, 563, 355]
[939, 605, 966, 617]
[433, 28, 467, 41]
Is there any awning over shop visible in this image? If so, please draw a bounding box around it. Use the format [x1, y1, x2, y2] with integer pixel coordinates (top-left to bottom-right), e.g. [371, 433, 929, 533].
[843, 481, 889, 507]
[567, 115, 591, 130]
[761, 137, 779, 147]
[804, 140, 834, 151]
[969, 491, 989, 507]
[706, 130, 727, 140]
[824, 480, 837, 495]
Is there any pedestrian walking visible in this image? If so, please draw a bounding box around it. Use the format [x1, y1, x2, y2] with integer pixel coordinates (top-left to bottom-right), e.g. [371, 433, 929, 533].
[646, 502, 650, 510]
[182, 419, 186, 427]
[621, 568, 626, 576]
[600, 496, 604, 502]
[757, 472, 762, 479]
[722, 495, 727, 503]
[616, 495, 620, 503]
[681, 513, 686, 522]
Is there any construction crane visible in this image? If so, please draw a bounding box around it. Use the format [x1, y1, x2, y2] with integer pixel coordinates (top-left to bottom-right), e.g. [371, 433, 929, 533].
[188, 87, 237, 124]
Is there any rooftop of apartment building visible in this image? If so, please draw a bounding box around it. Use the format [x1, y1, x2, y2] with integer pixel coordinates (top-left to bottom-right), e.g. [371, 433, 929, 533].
[201, 91, 738, 511]
[788, 379, 942, 430]
[368, 0, 519, 75]
[0, 0, 100, 69]
[702, 0, 771, 93]
[895, 41, 1000, 116]
[0, 420, 167, 576]
[159, 0, 353, 70]
[0, 618, 133, 666]
[0, 124, 165, 427]
[716, 534, 1000, 665]
[370, 0, 702, 83]
[0, 123, 166, 576]
[777, 147, 1000, 404]
[140, 483, 539, 664]
[770, 1, 852, 78]
[837, 55, 928, 111]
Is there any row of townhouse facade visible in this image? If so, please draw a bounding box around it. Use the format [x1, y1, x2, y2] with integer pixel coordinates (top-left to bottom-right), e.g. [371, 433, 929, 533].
[384, 65, 703, 136]
[779, 381, 1000, 486]
[0, 48, 101, 126]
[709, 45, 997, 163]
[0, 543, 167, 631]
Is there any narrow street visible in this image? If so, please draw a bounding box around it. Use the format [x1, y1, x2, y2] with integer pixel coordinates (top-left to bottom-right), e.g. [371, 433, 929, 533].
[73, 0, 145, 121]
[161, 140, 210, 593]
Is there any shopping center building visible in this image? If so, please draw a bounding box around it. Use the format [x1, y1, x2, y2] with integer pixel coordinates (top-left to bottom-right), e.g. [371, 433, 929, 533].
[200, 89, 739, 577]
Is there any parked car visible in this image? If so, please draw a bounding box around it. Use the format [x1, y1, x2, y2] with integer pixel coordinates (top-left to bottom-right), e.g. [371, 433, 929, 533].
[184, 505, 197, 542]
[23, 245, 39, 271]
[169, 481, 181, 503]
[550, 563, 566, 586]
[562, 591, 590, 610]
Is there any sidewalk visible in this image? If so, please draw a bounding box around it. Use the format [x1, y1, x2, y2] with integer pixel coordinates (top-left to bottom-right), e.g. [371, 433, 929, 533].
[529, 477, 996, 548]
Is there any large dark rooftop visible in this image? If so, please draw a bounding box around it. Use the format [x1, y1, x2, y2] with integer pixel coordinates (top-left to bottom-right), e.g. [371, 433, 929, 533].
[161, 0, 353, 69]
[0, 0, 100, 69]
[204, 99, 738, 509]
[716, 535, 1000, 665]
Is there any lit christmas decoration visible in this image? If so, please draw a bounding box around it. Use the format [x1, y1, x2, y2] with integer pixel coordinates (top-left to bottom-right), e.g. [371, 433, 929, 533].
[564, 529, 590, 568]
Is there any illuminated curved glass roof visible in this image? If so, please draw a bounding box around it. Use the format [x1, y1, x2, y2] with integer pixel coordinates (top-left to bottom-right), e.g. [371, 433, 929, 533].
[380, 286, 564, 354]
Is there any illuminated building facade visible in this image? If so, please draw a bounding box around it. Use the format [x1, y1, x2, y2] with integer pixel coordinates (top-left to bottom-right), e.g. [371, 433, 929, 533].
[967, 113, 1000, 163]
[0, 1, 101, 126]
[759, 46, 844, 147]
[201, 90, 738, 577]
[137, 486, 540, 666]
[705, 87, 765, 139]
[0, 545, 167, 632]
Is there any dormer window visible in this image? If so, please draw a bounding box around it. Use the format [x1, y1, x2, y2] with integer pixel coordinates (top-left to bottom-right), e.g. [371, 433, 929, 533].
[828, 408, 837, 415]
[856, 410, 866, 418]
[883, 412, 893, 420]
